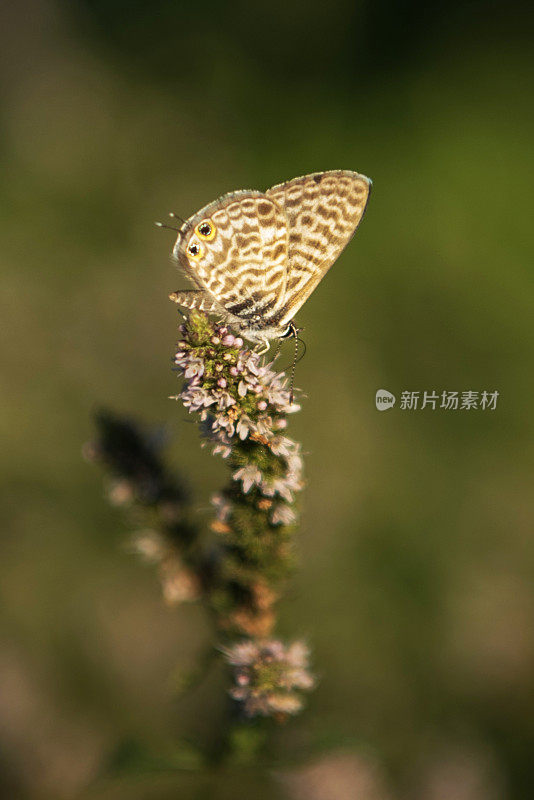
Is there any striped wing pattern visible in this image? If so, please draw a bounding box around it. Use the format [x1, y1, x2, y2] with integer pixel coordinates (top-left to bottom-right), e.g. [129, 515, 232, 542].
[266, 170, 371, 325]
[173, 191, 288, 321]
[169, 289, 220, 313]
[171, 170, 371, 336]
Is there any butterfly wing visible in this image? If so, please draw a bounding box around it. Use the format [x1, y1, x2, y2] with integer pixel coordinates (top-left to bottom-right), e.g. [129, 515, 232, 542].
[266, 170, 371, 324]
[173, 191, 289, 323]
[169, 289, 220, 313]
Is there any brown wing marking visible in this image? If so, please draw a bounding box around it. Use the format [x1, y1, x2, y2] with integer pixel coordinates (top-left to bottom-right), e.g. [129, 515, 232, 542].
[266, 170, 371, 323]
[173, 192, 289, 322]
[169, 289, 222, 313]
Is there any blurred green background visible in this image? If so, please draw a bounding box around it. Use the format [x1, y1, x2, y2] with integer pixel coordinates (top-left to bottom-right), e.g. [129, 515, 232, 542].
[2, 0, 534, 797]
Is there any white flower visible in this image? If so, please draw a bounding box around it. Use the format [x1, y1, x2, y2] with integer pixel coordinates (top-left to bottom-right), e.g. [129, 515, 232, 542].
[271, 504, 297, 525]
[211, 493, 232, 521]
[245, 356, 260, 376]
[216, 391, 236, 409]
[255, 417, 273, 436]
[181, 386, 216, 412]
[233, 464, 262, 493]
[236, 414, 255, 440]
[261, 477, 294, 502]
[212, 443, 232, 458]
[160, 558, 199, 605]
[129, 529, 166, 563]
[212, 413, 235, 437]
[224, 640, 261, 666]
[264, 693, 303, 714]
[269, 435, 294, 458]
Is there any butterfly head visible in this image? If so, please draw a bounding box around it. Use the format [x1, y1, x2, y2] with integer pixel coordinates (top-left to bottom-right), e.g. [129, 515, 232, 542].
[173, 216, 219, 268]
[279, 321, 301, 340]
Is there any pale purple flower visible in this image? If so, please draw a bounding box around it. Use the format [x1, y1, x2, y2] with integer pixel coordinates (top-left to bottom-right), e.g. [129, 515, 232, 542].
[211, 493, 232, 521]
[216, 391, 236, 409]
[212, 443, 232, 458]
[212, 413, 236, 437]
[171, 314, 312, 715]
[106, 478, 134, 506]
[271, 504, 297, 525]
[225, 640, 261, 667]
[182, 386, 216, 412]
[236, 414, 255, 440]
[269, 435, 295, 458]
[183, 357, 205, 379]
[129, 529, 166, 563]
[261, 478, 295, 502]
[224, 638, 315, 718]
[263, 694, 303, 714]
[254, 417, 274, 437]
[245, 356, 260, 376]
[233, 464, 263, 493]
[129, 530, 200, 606]
[160, 558, 200, 605]
[267, 380, 293, 409]
[175, 312, 306, 503]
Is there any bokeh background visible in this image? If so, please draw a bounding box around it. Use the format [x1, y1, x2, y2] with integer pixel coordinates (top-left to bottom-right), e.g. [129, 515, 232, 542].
[2, 0, 534, 797]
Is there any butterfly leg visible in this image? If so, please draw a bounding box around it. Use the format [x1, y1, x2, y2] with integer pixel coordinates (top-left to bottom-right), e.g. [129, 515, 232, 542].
[271, 339, 283, 362]
[255, 338, 271, 355]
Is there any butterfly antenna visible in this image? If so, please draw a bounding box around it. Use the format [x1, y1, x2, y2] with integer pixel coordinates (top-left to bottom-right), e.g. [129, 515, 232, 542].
[288, 324, 300, 405]
[169, 212, 186, 225]
[295, 335, 307, 365]
[154, 221, 180, 232]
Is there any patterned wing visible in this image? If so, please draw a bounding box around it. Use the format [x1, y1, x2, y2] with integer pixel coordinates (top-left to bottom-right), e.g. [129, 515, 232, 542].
[173, 191, 289, 322]
[168, 289, 220, 313]
[266, 170, 371, 324]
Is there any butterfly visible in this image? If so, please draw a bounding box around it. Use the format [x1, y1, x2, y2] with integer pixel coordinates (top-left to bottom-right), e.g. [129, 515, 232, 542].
[168, 170, 371, 353]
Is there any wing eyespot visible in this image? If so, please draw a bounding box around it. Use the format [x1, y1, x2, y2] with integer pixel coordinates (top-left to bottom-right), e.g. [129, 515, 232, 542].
[187, 241, 203, 259]
[195, 220, 216, 240]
